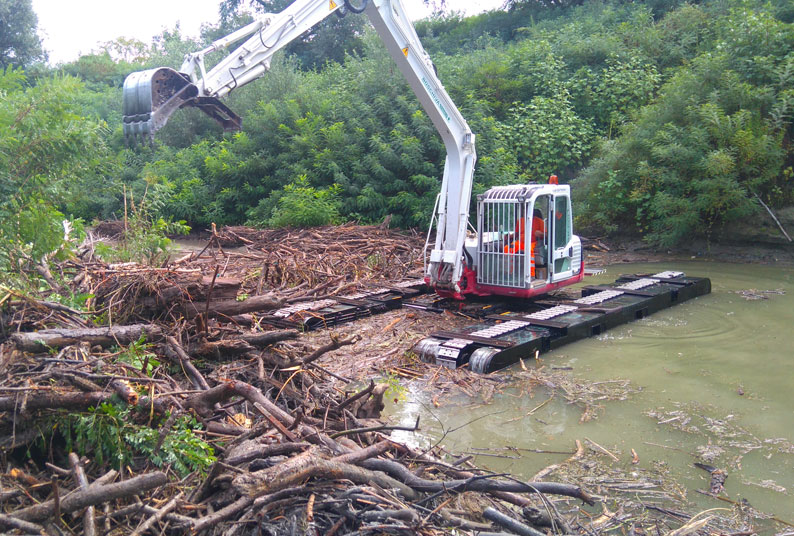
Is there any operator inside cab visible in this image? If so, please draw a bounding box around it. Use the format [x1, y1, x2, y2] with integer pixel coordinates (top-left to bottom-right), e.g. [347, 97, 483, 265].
[504, 207, 547, 278]
[532, 208, 548, 279]
[504, 208, 546, 253]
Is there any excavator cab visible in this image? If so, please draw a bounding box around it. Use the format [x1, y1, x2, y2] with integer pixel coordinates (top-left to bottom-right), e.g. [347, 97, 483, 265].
[460, 183, 583, 299]
[122, 67, 241, 144]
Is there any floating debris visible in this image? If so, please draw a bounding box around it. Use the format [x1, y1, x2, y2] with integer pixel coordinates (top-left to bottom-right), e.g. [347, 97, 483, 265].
[735, 288, 786, 300]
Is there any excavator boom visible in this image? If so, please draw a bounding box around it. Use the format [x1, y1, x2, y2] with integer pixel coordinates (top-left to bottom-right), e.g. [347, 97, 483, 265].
[122, 0, 344, 142]
[122, 0, 476, 293]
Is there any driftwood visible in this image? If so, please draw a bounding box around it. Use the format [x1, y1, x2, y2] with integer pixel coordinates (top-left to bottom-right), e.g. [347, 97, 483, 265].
[484, 507, 546, 536]
[14, 472, 166, 522]
[235, 448, 419, 500]
[0, 513, 45, 534]
[182, 294, 284, 319]
[69, 453, 96, 536]
[188, 338, 255, 359]
[10, 324, 163, 352]
[239, 329, 299, 347]
[0, 391, 110, 412]
[0, 390, 173, 415]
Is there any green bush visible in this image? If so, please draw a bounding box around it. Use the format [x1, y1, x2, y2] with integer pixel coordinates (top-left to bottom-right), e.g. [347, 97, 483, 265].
[0, 69, 110, 281]
[578, 42, 790, 245]
[61, 402, 215, 476]
[256, 175, 342, 228]
[498, 92, 595, 180]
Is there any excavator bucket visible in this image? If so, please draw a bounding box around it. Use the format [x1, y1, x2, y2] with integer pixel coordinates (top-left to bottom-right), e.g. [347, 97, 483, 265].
[122, 67, 242, 144]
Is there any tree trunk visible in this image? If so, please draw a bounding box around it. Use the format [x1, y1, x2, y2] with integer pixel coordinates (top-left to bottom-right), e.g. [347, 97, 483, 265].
[13, 472, 167, 522]
[182, 294, 285, 319]
[11, 324, 163, 352]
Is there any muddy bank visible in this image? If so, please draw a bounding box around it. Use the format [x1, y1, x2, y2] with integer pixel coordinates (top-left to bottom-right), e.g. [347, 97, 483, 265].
[584, 235, 794, 267]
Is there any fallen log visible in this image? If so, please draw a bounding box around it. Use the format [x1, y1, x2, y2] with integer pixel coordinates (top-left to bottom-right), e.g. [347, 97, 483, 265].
[234, 448, 418, 500]
[483, 507, 545, 536]
[360, 508, 419, 524]
[13, 471, 167, 522]
[182, 294, 285, 319]
[359, 458, 595, 504]
[0, 391, 108, 412]
[110, 379, 139, 405]
[239, 329, 299, 347]
[0, 513, 45, 534]
[225, 441, 311, 467]
[188, 339, 256, 359]
[0, 391, 174, 415]
[10, 324, 164, 353]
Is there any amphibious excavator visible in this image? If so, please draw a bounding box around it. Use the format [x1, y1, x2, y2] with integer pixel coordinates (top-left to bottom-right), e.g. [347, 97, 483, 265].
[122, 0, 710, 373]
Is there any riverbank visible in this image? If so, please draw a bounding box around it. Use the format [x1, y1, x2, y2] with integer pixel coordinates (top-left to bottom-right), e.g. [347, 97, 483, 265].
[584, 235, 794, 268]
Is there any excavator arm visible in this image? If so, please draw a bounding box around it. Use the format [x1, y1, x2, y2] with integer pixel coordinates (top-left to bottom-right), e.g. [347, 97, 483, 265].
[122, 0, 345, 142]
[122, 0, 475, 292]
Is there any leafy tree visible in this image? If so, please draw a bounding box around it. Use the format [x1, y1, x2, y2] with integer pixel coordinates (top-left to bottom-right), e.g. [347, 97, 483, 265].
[0, 71, 111, 279]
[253, 175, 342, 227]
[102, 37, 153, 64]
[498, 92, 595, 180]
[0, 0, 45, 68]
[60, 51, 136, 89]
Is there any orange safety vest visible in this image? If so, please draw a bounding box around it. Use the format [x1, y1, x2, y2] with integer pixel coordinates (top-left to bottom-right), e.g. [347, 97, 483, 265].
[504, 217, 544, 277]
[503, 242, 537, 276]
[504, 217, 545, 254]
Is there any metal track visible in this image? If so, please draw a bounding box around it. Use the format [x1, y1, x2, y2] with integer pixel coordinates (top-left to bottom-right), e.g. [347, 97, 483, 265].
[414, 272, 711, 372]
[260, 279, 427, 331]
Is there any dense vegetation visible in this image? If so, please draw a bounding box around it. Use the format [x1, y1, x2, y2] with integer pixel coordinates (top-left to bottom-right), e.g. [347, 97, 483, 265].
[2, 0, 793, 282]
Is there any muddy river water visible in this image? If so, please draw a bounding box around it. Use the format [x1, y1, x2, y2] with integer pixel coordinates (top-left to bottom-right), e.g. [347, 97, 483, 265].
[389, 261, 794, 521]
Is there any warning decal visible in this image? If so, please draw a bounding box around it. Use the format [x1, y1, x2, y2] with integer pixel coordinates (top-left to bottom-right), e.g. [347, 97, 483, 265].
[329, 0, 337, 9]
[402, 47, 409, 56]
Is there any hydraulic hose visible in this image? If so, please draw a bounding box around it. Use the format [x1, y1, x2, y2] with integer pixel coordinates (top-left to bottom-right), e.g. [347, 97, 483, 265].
[344, 0, 368, 14]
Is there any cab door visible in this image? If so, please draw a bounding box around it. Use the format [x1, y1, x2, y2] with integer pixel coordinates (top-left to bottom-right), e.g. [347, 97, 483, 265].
[550, 194, 574, 282]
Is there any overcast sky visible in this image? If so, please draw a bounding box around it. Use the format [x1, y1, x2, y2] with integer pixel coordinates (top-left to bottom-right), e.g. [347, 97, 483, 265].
[32, 0, 505, 65]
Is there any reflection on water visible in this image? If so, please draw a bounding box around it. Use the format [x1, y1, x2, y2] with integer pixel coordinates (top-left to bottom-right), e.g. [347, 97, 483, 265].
[389, 261, 794, 518]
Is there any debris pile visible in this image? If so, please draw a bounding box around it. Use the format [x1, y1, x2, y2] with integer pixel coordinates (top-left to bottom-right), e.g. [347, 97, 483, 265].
[0, 314, 593, 535]
[204, 223, 425, 294]
[1, 224, 598, 535]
